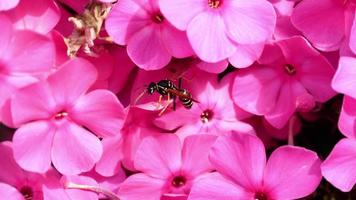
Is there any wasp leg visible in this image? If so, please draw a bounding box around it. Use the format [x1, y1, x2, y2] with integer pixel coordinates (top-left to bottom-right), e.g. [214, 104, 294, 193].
[156, 95, 163, 110]
[173, 95, 177, 111]
[158, 93, 171, 116]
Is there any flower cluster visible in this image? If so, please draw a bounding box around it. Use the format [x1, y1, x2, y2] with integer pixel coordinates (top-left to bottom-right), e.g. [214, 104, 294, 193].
[0, 0, 355, 199]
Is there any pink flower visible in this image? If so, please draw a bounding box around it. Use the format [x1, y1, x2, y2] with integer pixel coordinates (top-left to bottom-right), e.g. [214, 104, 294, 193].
[189, 132, 322, 200]
[105, 0, 193, 70]
[291, 0, 355, 51]
[159, 0, 276, 63]
[6, 58, 126, 175]
[0, 141, 99, 200]
[155, 72, 253, 141]
[0, 14, 54, 113]
[232, 36, 336, 128]
[118, 134, 216, 200]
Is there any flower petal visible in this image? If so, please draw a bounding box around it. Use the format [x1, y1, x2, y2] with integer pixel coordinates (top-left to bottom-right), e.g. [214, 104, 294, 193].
[332, 56, 356, 98]
[0, 14, 12, 57]
[0, 0, 19, 11]
[0, 183, 23, 200]
[51, 122, 103, 175]
[134, 134, 182, 178]
[264, 146, 322, 199]
[13, 121, 55, 173]
[338, 96, 356, 139]
[229, 42, 264, 68]
[209, 132, 265, 191]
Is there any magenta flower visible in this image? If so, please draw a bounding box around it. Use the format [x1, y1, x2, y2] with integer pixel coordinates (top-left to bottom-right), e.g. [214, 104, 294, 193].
[159, 0, 276, 63]
[105, 0, 193, 70]
[0, 141, 98, 200]
[6, 58, 126, 175]
[0, 14, 54, 112]
[189, 132, 322, 200]
[232, 36, 336, 128]
[155, 72, 253, 140]
[118, 134, 216, 200]
[291, 0, 355, 51]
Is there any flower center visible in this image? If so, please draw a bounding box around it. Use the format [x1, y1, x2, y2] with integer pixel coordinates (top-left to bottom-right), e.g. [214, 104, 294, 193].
[254, 192, 268, 200]
[152, 13, 164, 23]
[284, 64, 296, 75]
[200, 109, 214, 123]
[171, 175, 187, 188]
[208, 0, 222, 8]
[20, 186, 34, 200]
[54, 111, 68, 120]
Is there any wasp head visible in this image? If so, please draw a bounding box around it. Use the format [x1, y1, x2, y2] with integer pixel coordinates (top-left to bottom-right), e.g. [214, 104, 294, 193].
[147, 82, 157, 94]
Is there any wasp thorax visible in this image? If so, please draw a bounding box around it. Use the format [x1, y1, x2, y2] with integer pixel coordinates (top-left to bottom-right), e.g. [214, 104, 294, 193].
[284, 64, 296, 75]
[20, 186, 34, 200]
[200, 109, 214, 123]
[54, 111, 68, 120]
[171, 175, 187, 188]
[152, 13, 164, 23]
[208, 0, 222, 8]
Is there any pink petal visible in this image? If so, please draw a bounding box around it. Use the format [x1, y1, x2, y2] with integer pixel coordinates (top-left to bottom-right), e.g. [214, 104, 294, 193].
[188, 173, 254, 200]
[338, 96, 356, 139]
[13, 121, 55, 173]
[118, 173, 165, 200]
[0, 15, 12, 57]
[0, 0, 19, 11]
[71, 90, 125, 137]
[158, 0, 206, 30]
[350, 17, 356, 54]
[95, 135, 123, 177]
[187, 11, 237, 62]
[209, 132, 266, 191]
[229, 42, 264, 68]
[127, 25, 171, 70]
[105, 0, 149, 45]
[332, 56, 356, 98]
[195, 60, 229, 74]
[63, 176, 99, 200]
[291, 0, 345, 51]
[5, 0, 61, 34]
[222, 0, 276, 44]
[264, 146, 322, 199]
[321, 138, 356, 192]
[134, 135, 182, 178]
[51, 122, 103, 175]
[161, 23, 194, 58]
[11, 81, 55, 126]
[0, 142, 25, 185]
[181, 135, 216, 177]
[47, 58, 98, 105]
[43, 186, 71, 200]
[0, 183, 23, 200]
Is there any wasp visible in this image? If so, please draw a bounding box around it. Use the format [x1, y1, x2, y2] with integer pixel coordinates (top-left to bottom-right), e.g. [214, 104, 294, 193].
[63, 0, 114, 58]
[135, 78, 198, 116]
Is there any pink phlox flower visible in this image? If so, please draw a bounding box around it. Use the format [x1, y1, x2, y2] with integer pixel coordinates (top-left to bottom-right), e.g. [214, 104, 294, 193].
[118, 134, 217, 200]
[6, 58, 126, 175]
[105, 0, 194, 70]
[232, 36, 336, 129]
[188, 132, 322, 200]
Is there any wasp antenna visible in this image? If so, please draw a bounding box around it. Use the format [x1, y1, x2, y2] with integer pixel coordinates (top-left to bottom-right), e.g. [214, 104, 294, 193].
[134, 89, 147, 105]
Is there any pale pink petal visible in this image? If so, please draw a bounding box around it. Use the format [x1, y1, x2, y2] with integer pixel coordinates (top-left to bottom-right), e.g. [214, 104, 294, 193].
[127, 25, 171, 70]
[154, 107, 196, 131]
[187, 11, 237, 62]
[0, 0, 19, 11]
[0, 142, 25, 185]
[51, 122, 103, 175]
[222, 0, 276, 44]
[43, 186, 71, 200]
[264, 146, 322, 199]
[321, 138, 356, 192]
[195, 60, 228, 73]
[134, 135, 182, 178]
[47, 58, 97, 105]
[5, 0, 61, 34]
[0, 14, 12, 57]
[350, 17, 356, 54]
[232, 67, 282, 115]
[105, 0, 149, 45]
[63, 176, 98, 200]
[118, 173, 165, 200]
[210, 132, 265, 191]
[158, 0, 206, 30]
[70, 90, 125, 137]
[188, 173, 254, 200]
[13, 121, 55, 173]
[161, 23, 194, 58]
[175, 124, 205, 142]
[95, 135, 123, 177]
[11, 81, 55, 126]
[332, 56, 356, 98]
[338, 96, 356, 139]
[291, 0, 345, 51]
[181, 135, 216, 177]
[229, 42, 264, 68]
[0, 183, 23, 200]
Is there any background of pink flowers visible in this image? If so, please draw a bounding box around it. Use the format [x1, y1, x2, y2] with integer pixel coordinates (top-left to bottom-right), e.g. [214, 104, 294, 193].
[0, 0, 356, 199]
